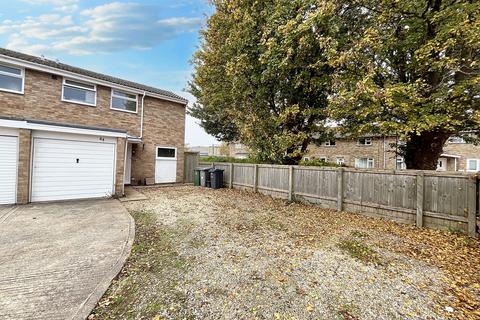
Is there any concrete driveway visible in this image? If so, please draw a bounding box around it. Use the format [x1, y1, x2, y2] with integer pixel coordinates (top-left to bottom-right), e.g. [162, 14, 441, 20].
[0, 199, 134, 320]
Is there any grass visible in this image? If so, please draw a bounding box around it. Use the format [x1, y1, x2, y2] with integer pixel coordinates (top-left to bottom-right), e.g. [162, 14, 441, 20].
[337, 239, 381, 265]
[90, 210, 194, 320]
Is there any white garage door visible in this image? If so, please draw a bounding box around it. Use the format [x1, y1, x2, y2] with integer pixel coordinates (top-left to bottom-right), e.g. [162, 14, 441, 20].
[31, 137, 116, 202]
[0, 136, 18, 205]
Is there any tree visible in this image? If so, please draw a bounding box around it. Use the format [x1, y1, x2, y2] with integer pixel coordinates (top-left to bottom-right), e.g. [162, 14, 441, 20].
[327, 0, 480, 169]
[189, 0, 335, 164]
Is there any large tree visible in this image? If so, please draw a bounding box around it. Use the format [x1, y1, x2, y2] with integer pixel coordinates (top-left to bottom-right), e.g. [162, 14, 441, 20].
[327, 0, 480, 169]
[189, 0, 334, 164]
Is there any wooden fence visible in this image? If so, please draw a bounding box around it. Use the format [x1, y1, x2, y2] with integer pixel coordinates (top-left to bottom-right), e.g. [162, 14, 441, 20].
[199, 162, 479, 237]
[184, 152, 200, 183]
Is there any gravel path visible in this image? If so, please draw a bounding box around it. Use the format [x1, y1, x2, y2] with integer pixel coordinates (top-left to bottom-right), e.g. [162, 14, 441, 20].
[109, 185, 468, 320]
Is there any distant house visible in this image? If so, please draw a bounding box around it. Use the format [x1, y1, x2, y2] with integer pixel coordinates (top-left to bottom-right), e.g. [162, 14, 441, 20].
[187, 145, 223, 157]
[307, 134, 480, 172]
[228, 143, 250, 159]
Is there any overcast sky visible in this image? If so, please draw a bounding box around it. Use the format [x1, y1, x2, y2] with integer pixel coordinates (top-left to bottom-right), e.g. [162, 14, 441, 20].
[0, 0, 218, 146]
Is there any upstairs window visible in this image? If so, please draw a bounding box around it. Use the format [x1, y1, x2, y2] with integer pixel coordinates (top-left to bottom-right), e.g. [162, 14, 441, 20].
[0, 64, 24, 94]
[358, 137, 372, 146]
[324, 140, 336, 146]
[111, 89, 138, 113]
[336, 158, 345, 165]
[62, 79, 96, 106]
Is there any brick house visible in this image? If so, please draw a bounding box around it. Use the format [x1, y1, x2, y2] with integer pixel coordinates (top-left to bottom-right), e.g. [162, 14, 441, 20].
[307, 134, 480, 172]
[0, 48, 187, 205]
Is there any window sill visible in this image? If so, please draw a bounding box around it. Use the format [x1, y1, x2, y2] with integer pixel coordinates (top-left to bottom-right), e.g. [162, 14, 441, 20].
[61, 98, 96, 107]
[0, 87, 24, 95]
[110, 107, 138, 114]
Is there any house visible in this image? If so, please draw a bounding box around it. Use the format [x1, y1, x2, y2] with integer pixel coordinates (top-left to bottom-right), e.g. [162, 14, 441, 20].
[228, 143, 250, 159]
[0, 48, 187, 205]
[307, 134, 480, 172]
[187, 144, 223, 157]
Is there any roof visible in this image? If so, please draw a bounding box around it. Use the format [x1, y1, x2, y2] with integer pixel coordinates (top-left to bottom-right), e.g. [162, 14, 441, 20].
[0, 47, 187, 104]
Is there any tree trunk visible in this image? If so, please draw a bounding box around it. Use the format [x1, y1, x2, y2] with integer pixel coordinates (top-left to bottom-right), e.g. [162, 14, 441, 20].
[404, 130, 451, 170]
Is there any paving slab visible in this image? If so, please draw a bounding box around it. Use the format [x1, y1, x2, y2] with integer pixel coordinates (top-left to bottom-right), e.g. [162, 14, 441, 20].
[118, 186, 148, 202]
[0, 199, 134, 320]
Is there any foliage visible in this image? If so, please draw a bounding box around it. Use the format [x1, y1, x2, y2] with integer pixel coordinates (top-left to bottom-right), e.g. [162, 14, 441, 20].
[299, 158, 343, 167]
[326, 0, 480, 169]
[199, 156, 258, 164]
[189, 0, 335, 164]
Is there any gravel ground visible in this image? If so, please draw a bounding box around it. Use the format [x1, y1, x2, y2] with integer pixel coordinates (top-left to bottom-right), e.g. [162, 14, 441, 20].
[91, 185, 480, 320]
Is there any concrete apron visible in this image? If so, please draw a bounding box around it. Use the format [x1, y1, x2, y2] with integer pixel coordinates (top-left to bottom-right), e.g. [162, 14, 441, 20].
[0, 199, 134, 320]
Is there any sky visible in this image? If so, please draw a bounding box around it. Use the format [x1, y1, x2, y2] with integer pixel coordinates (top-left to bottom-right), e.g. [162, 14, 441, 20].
[0, 0, 218, 146]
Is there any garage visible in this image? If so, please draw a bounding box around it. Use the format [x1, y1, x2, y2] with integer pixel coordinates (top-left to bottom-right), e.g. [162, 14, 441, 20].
[31, 132, 116, 202]
[0, 133, 18, 205]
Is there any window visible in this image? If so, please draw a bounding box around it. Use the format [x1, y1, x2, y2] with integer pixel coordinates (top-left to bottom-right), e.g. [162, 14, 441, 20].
[336, 158, 345, 165]
[396, 157, 406, 170]
[0, 63, 24, 94]
[303, 156, 311, 161]
[358, 137, 372, 146]
[355, 158, 374, 169]
[466, 159, 480, 172]
[157, 147, 176, 159]
[324, 140, 336, 146]
[62, 79, 96, 106]
[111, 89, 138, 113]
[320, 157, 328, 162]
[447, 136, 466, 144]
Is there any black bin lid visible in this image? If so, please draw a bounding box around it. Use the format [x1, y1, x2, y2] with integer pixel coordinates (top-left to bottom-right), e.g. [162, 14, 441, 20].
[209, 168, 224, 173]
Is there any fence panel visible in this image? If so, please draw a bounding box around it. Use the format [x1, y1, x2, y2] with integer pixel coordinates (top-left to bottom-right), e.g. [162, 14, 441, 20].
[198, 161, 478, 237]
[184, 152, 199, 183]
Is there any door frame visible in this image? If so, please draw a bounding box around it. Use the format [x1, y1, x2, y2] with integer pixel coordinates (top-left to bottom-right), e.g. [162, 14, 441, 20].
[124, 143, 132, 185]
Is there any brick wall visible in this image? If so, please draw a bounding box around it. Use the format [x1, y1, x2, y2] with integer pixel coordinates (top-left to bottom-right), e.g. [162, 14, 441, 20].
[131, 96, 186, 183]
[16, 129, 31, 204]
[307, 136, 399, 169]
[0, 69, 142, 137]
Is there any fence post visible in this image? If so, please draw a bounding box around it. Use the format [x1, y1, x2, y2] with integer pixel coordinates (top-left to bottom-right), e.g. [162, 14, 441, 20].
[253, 164, 258, 192]
[337, 167, 344, 211]
[212, 162, 215, 169]
[288, 166, 294, 201]
[467, 175, 478, 238]
[416, 172, 424, 228]
[229, 163, 234, 189]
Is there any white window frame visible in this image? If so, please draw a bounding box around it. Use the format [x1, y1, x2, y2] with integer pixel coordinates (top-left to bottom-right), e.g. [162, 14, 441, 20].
[61, 78, 97, 106]
[320, 157, 328, 162]
[466, 159, 480, 172]
[355, 157, 375, 169]
[324, 140, 336, 146]
[358, 137, 373, 146]
[336, 157, 345, 165]
[156, 146, 177, 160]
[0, 63, 25, 94]
[396, 156, 406, 170]
[110, 89, 138, 113]
[303, 156, 311, 161]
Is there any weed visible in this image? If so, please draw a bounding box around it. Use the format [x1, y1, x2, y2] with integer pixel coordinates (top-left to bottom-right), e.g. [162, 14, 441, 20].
[338, 239, 381, 265]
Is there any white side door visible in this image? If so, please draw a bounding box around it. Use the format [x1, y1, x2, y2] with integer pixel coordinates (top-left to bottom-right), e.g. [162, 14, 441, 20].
[31, 136, 116, 202]
[0, 135, 18, 205]
[155, 146, 177, 183]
